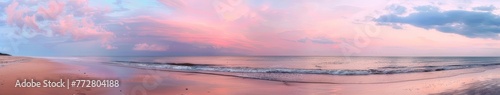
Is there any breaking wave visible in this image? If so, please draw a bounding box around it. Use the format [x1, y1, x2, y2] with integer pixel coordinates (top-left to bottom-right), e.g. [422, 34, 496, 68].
[106, 61, 500, 76]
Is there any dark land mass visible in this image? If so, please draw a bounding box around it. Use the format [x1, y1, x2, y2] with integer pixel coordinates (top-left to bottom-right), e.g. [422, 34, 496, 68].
[0, 53, 10, 56]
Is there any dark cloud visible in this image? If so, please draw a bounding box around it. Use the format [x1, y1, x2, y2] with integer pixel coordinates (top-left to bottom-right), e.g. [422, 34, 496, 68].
[473, 5, 496, 11]
[376, 5, 500, 38]
[297, 37, 336, 44]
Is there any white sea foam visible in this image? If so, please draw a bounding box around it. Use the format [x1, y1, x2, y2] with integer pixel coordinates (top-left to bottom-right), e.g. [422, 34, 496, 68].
[107, 61, 500, 75]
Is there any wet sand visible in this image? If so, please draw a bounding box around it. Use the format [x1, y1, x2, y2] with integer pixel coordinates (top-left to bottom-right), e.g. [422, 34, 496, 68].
[2, 56, 500, 95]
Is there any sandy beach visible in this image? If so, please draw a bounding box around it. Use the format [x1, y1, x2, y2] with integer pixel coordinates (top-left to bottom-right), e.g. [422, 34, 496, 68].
[2, 56, 500, 95]
[0, 56, 123, 95]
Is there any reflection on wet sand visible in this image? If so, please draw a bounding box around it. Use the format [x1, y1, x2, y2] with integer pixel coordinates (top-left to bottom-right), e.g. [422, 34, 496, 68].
[124, 68, 334, 95]
[431, 79, 500, 95]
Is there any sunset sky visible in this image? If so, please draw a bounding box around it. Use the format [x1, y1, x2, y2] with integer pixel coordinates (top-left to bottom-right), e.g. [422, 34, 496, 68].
[1, 0, 500, 56]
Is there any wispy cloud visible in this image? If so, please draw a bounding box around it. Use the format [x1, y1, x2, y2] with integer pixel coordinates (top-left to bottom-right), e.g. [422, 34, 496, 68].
[133, 43, 168, 51]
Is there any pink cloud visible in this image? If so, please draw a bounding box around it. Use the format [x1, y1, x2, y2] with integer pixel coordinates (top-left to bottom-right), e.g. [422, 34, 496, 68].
[123, 16, 259, 52]
[133, 43, 168, 51]
[122, 15, 342, 55]
[4, 0, 115, 49]
[117, 1, 362, 55]
[37, 0, 64, 20]
[5, 1, 28, 29]
[23, 15, 40, 31]
[51, 15, 114, 44]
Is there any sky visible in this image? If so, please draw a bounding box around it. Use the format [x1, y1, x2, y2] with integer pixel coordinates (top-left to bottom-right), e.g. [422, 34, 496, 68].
[1, 0, 500, 56]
